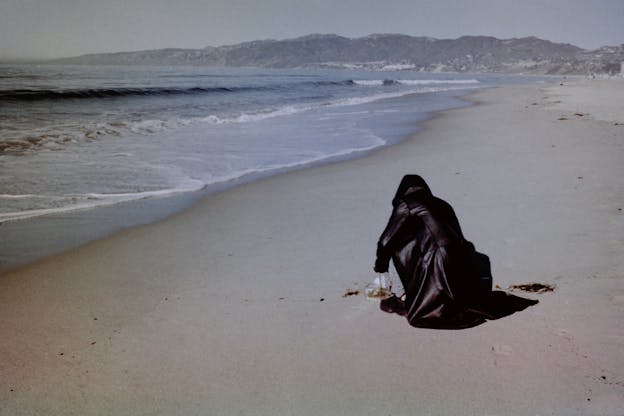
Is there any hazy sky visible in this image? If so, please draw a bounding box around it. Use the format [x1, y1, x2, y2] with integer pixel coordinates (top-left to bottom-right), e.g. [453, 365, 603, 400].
[1, 0, 623, 60]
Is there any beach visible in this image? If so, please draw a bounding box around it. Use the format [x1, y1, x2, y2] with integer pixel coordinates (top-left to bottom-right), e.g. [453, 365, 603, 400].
[1, 79, 623, 415]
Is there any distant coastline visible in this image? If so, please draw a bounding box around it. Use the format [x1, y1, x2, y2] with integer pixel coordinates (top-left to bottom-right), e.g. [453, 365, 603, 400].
[36, 33, 624, 75]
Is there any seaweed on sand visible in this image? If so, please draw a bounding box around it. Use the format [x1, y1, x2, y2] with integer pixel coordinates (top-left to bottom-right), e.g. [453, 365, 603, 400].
[508, 282, 555, 294]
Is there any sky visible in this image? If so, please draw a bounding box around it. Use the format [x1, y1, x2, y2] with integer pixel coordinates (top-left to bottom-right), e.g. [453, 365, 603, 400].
[1, 0, 623, 60]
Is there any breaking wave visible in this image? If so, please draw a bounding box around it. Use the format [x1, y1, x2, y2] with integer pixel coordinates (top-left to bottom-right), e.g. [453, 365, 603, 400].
[352, 79, 480, 86]
[0, 85, 269, 101]
[0, 78, 480, 102]
[0, 84, 480, 155]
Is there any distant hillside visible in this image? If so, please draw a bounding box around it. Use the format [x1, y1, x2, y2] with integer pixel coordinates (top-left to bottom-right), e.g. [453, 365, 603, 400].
[50, 34, 624, 75]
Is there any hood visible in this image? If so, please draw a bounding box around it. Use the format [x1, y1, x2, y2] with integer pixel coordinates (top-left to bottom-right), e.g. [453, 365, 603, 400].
[392, 175, 433, 207]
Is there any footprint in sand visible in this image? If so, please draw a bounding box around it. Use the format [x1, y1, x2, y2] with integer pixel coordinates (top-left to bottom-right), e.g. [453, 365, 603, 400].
[491, 344, 513, 356]
[609, 295, 624, 306]
[555, 329, 574, 341]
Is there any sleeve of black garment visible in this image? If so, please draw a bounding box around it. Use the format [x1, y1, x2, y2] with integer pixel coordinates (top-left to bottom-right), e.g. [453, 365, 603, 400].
[375, 202, 409, 273]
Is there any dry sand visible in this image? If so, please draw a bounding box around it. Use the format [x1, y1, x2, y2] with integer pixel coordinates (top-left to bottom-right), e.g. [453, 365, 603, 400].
[1, 79, 623, 415]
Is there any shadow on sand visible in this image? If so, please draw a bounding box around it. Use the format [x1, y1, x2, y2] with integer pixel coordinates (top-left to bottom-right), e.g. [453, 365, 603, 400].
[380, 250, 540, 330]
[460, 250, 540, 329]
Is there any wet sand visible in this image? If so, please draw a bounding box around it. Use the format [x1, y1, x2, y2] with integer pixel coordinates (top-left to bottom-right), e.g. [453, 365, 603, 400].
[1, 79, 623, 415]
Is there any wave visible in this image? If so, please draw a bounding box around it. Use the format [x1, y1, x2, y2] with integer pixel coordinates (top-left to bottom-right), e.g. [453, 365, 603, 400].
[0, 85, 270, 102]
[351, 79, 398, 86]
[201, 84, 482, 124]
[0, 84, 481, 155]
[0, 136, 385, 222]
[0, 74, 49, 80]
[0, 135, 388, 223]
[312, 80, 356, 86]
[311, 78, 480, 87]
[0, 179, 206, 223]
[329, 85, 480, 107]
[399, 79, 480, 85]
[0, 78, 480, 103]
[352, 79, 480, 86]
[199, 105, 307, 124]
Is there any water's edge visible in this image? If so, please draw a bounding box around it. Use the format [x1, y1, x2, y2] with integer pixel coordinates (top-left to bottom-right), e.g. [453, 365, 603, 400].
[0, 88, 482, 275]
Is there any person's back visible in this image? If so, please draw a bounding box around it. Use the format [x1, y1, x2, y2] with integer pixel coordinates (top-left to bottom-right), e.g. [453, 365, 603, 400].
[375, 175, 484, 328]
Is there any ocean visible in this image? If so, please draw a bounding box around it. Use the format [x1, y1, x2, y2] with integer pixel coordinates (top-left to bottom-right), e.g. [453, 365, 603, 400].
[0, 64, 548, 269]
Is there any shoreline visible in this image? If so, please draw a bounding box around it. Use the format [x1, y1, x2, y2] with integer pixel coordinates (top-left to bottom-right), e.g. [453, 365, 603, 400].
[1, 80, 622, 415]
[0, 86, 476, 274]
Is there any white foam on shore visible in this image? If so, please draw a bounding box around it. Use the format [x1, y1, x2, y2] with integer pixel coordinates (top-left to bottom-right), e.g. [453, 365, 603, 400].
[398, 79, 480, 85]
[353, 79, 480, 86]
[196, 89, 427, 125]
[0, 133, 388, 223]
[0, 180, 206, 223]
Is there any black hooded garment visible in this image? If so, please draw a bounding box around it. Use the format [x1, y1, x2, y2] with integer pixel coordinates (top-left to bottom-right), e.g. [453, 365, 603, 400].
[375, 175, 488, 329]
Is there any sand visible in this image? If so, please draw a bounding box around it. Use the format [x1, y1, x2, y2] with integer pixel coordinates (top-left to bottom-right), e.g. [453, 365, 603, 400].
[1, 79, 623, 415]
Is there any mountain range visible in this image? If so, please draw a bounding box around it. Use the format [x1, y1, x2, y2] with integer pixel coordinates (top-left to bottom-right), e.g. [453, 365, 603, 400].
[51, 34, 624, 75]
